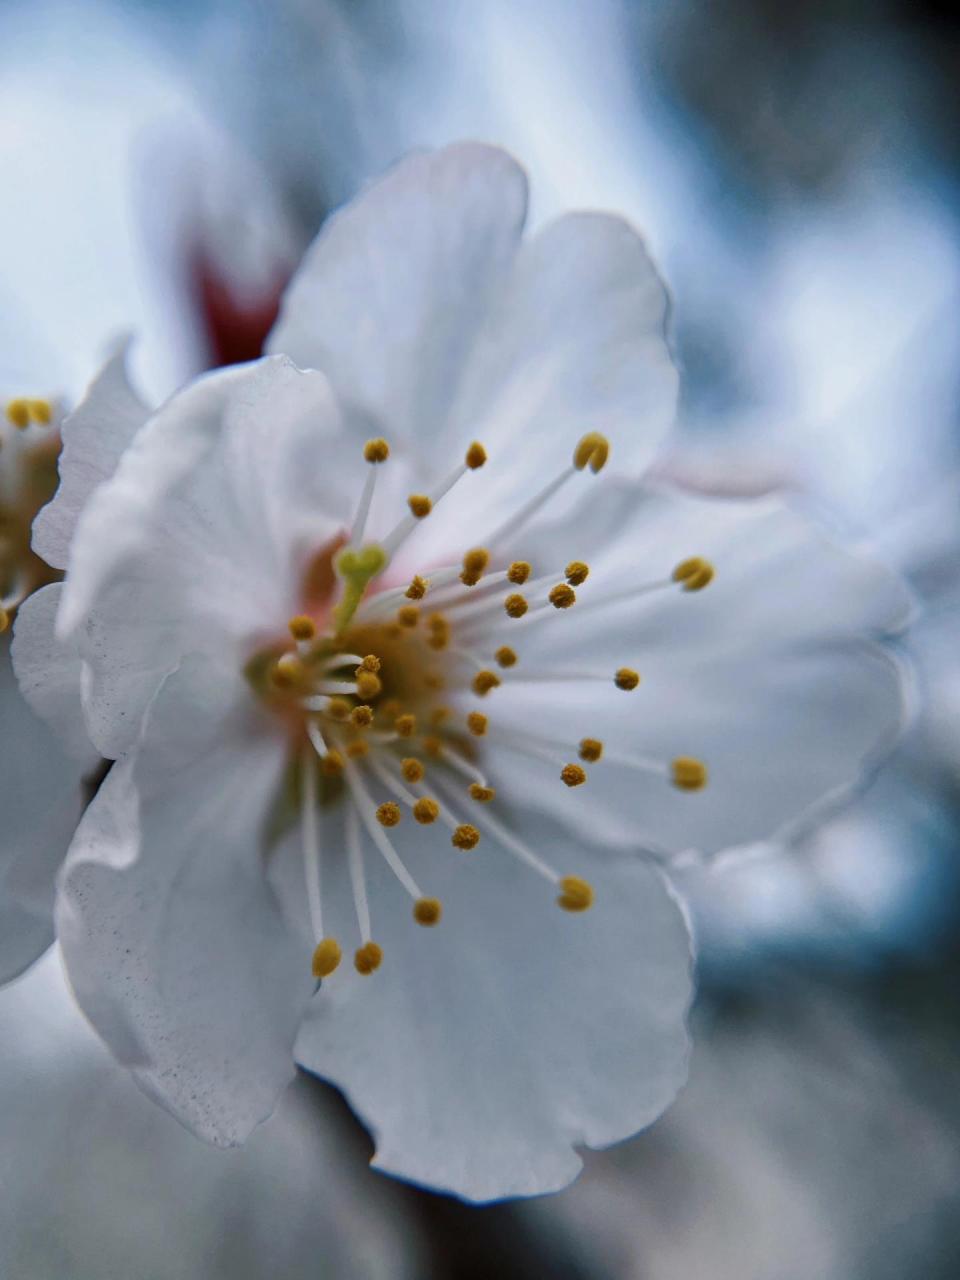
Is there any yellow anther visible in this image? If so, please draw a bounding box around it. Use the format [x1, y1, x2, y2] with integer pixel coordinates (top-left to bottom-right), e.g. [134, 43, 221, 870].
[462, 548, 490, 576]
[288, 615, 316, 642]
[327, 698, 352, 721]
[321, 751, 344, 777]
[356, 671, 382, 700]
[469, 783, 496, 803]
[351, 705, 374, 727]
[5, 398, 30, 429]
[406, 575, 428, 600]
[452, 824, 480, 851]
[395, 713, 416, 738]
[467, 711, 488, 736]
[413, 897, 443, 926]
[565, 561, 590, 586]
[397, 604, 420, 628]
[376, 801, 402, 827]
[401, 757, 425, 783]
[426, 630, 449, 651]
[557, 875, 594, 912]
[430, 705, 451, 726]
[27, 399, 53, 425]
[346, 739, 370, 759]
[0, 608, 9, 634]
[354, 941, 383, 975]
[560, 763, 587, 788]
[671, 756, 708, 791]
[673, 557, 715, 592]
[465, 441, 488, 469]
[504, 593, 528, 618]
[427, 613, 448, 631]
[579, 738, 604, 763]
[408, 494, 433, 519]
[422, 735, 443, 758]
[312, 937, 342, 978]
[614, 667, 640, 691]
[413, 797, 440, 825]
[494, 646, 517, 668]
[549, 583, 576, 609]
[359, 654, 381, 673]
[472, 670, 501, 696]
[573, 432, 610, 473]
[270, 653, 306, 690]
[363, 437, 390, 463]
[507, 561, 532, 584]
[426, 613, 450, 650]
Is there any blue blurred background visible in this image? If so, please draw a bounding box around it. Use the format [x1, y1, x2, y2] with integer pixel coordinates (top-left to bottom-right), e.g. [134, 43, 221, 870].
[2, 1, 959, 1275]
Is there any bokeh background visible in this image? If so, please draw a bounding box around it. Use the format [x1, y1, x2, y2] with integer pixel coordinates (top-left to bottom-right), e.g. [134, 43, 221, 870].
[2, 1, 959, 1276]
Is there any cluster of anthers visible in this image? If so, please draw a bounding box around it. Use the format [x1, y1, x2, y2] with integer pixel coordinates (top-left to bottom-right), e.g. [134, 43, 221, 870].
[0, 396, 60, 634]
[250, 433, 714, 981]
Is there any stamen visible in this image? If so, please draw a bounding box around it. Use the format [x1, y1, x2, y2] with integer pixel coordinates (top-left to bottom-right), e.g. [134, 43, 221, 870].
[346, 800, 372, 943]
[344, 760, 425, 901]
[355, 941, 383, 975]
[487, 433, 609, 549]
[557, 876, 594, 912]
[28, 399, 53, 425]
[673, 557, 715, 591]
[579, 737, 604, 762]
[312, 938, 342, 978]
[465, 441, 487, 469]
[413, 797, 440, 824]
[467, 712, 488, 736]
[395, 713, 416, 738]
[351, 705, 374, 727]
[507, 561, 532, 584]
[413, 897, 443, 926]
[401, 758, 425, 783]
[432, 773, 560, 885]
[408, 494, 432, 519]
[671, 756, 709, 790]
[300, 752, 324, 940]
[356, 671, 382, 699]
[376, 801, 402, 827]
[5, 399, 30, 429]
[565, 561, 590, 586]
[452, 824, 480, 851]
[358, 654, 381, 673]
[494, 646, 517, 668]
[460, 547, 490, 587]
[289, 615, 316, 643]
[614, 668, 640, 691]
[560, 763, 587, 788]
[406, 575, 428, 599]
[352, 439, 390, 543]
[469, 783, 496, 803]
[346, 739, 369, 759]
[381, 443, 488, 557]
[0, 608, 9, 635]
[504, 593, 528, 618]
[548, 583, 576, 609]
[472, 670, 501, 696]
[572, 432, 609, 472]
[397, 604, 420, 628]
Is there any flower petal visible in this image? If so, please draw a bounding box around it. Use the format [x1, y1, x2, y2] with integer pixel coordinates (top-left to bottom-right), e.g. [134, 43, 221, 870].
[293, 811, 692, 1202]
[32, 339, 150, 571]
[57, 656, 311, 1145]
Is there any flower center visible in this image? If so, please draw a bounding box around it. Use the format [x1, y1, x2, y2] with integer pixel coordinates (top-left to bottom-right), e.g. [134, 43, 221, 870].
[0, 398, 61, 634]
[250, 434, 714, 982]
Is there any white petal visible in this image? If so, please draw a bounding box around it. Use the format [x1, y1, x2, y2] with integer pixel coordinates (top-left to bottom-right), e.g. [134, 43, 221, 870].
[57, 657, 311, 1145]
[32, 339, 151, 571]
[0, 637, 88, 983]
[294, 811, 692, 1202]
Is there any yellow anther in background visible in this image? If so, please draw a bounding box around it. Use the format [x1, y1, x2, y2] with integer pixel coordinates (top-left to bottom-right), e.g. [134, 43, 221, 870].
[270, 653, 306, 690]
[288, 615, 316, 642]
[397, 605, 419, 628]
[671, 757, 708, 791]
[395, 713, 416, 738]
[0, 608, 9, 634]
[504, 593, 528, 618]
[472, 670, 501, 696]
[5, 399, 30, 428]
[672, 557, 715, 592]
[363, 438, 390, 463]
[573, 432, 610, 473]
[557, 875, 594, 912]
[354, 941, 383, 974]
[351, 705, 374, 727]
[549, 583, 577, 609]
[422, 735, 443, 758]
[359, 654, 381, 673]
[614, 667, 640, 691]
[507, 561, 531, 584]
[408, 494, 433, 519]
[565, 561, 590, 586]
[467, 712, 488, 736]
[469, 783, 496, 803]
[560, 763, 587, 788]
[321, 751, 344, 777]
[328, 698, 352, 721]
[28, 399, 53, 425]
[401, 757, 425, 783]
[465, 441, 488, 469]
[413, 797, 440, 825]
[461, 547, 490, 586]
[579, 738, 604, 763]
[413, 897, 443, 926]
[356, 671, 382, 699]
[376, 801, 402, 827]
[430, 706, 451, 726]
[346, 739, 369, 759]
[312, 937, 342, 978]
[494, 646, 517, 668]
[406, 576, 428, 600]
[452, 824, 480, 851]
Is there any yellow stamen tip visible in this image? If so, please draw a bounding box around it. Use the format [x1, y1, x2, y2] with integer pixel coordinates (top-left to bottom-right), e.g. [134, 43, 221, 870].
[494, 646, 517, 668]
[557, 875, 594, 912]
[312, 937, 342, 978]
[472, 670, 501, 697]
[288, 614, 316, 642]
[465, 441, 487, 469]
[430, 706, 451, 726]
[363, 438, 390, 464]
[351, 705, 374, 727]
[467, 711, 488, 736]
[452, 824, 480, 851]
[397, 604, 420, 628]
[507, 561, 532, 584]
[422, 735, 443, 758]
[408, 494, 433, 519]
[28, 398, 53, 425]
[549, 583, 576, 609]
[565, 561, 589, 586]
[321, 750, 344, 777]
[462, 547, 490, 575]
[356, 671, 382, 699]
[672, 557, 715, 591]
[504, 593, 528, 618]
[560, 763, 587, 788]
[5, 398, 30, 429]
[359, 654, 381, 673]
[401, 757, 425, 783]
[327, 698, 352, 721]
[354, 941, 383, 974]
[614, 667, 640, 691]
[671, 756, 708, 791]
[469, 783, 496, 803]
[413, 797, 440, 825]
[346, 739, 369, 759]
[270, 654, 306, 690]
[395, 713, 416, 738]
[376, 801, 402, 827]
[413, 897, 442, 926]
[579, 737, 604, 763]
[406, 575, 428, 600]
[573, 432, 610, 473]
